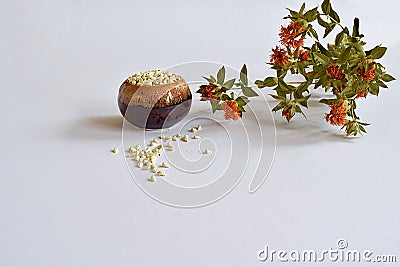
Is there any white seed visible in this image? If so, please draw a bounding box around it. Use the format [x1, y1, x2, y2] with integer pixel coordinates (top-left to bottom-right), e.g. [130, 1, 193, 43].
[148, 175, 156, 182]
[112, 147, 118, 153]
[135, 155, 140, 161]
[151, 167, 158, 173]
[204, 149, 212, 154]
[193, 135, 200, 139]
[135, 144, 141, 150]
[190, 127, 197, 132]
[167, 146, 175, 151]
[138, 162, 143, 168]
[172, 136, 177, 141]
[160, 135, 165, 139]
[182, 135, 188, 142]
[144, 165, 151, 170]
[128, 146, 135, 153]
[139, 151, 144, 156]
[153, 138, 159, 144]
[138, 157, 144, 162]
[157, 170, 166, 176]
[175, 133, 181, 138]
[197, 125, 202, 130]
[161, 162, 170, 168]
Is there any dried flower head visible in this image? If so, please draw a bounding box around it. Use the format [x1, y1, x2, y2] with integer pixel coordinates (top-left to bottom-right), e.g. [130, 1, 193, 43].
[270, 46, 289, 66]
[222, 100, 241, 121]
[325, 100, 348, 126]
[279, 21, 305, 48]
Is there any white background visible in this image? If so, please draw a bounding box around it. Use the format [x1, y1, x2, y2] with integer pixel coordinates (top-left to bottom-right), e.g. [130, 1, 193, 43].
[1, 0, 399, 266]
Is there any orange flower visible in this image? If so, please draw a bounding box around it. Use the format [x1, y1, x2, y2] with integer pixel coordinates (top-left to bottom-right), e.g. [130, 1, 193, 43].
[282, 108, 293, 122]
[222, 100, 241, 121]
[356, 88, 368, 99]
[201, 84, 216, 100]
[358, 64, 375, 83]
[298, 49, 309, 62]
[325, 100, 348, 126]
[279, 21, 305, 48]
[270, 46, 289, 66]
[326, 65, 345, 80]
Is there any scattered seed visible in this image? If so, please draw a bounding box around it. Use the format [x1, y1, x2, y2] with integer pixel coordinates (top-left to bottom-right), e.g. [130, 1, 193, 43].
[161, 162, 170, 168]
[153, 138, 159, 144]
[172, 136, 177, 141]
[157, 170, 166, 176]
[197, 125, 202, 130]
[148, 175, 156, 182]
[190, 127, 197, 132]
[182, 135, 188, 142]
[138, 162, 144, 168]
[204, 149, 212, 154]
[193, 135, 200, 139]
[128, 146, 134, 153]
[175, 133, 181, 138]
[112, 147, 118, 153]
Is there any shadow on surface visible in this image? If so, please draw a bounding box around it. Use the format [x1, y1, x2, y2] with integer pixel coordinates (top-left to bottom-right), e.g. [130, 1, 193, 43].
[68, 115, 124, 140]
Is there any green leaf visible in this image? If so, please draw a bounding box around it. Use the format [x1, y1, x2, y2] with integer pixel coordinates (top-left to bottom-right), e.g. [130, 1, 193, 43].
[381, 73, 395, 82]
[220, 94, 231, 101]
[299, 3, 306, 15]
[321, 0, 330, 15]
[222, 78, 235, 90]
[368, 46, 387, 59]
[296, 95, 311, 108]
[272, 101, 286, 112]
[323, 25, 335, 38]
[278, 78, 295, 93]
[316, 42, 331, 57]
[313, 52, 330, 64]
[240, 64, 248, 85]
[304, 7, 319, 22]
[329, 9, 340, 23]
[242, 86, 259, 97]
[255, 77, 278, 88]
[308, 25, 319, 40]
[352, 17, 360, 37]
[335, 30, 346, 46]
[317, 15, 330, 28]
[236, 96, 249, 107]
[286, 8, 299, 18]
[369, 82, 379, 95]
[210, 99, 221, 113]
[269, 94, 287, 101]
[216, 66, 225, 85]
[376, 80, 388, 88]
[338, 46, 352, 63]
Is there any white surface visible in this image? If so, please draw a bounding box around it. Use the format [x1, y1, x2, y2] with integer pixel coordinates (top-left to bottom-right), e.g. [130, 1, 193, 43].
[1, 0, 399, 266]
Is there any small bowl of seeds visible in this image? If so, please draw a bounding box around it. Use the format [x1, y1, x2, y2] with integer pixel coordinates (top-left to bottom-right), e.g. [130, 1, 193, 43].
[118, 70, 192, 130]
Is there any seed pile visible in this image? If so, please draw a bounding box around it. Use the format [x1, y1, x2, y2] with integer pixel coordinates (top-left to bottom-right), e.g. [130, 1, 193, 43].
[127, 70, 183, 86]
[122, 124, 212, 182]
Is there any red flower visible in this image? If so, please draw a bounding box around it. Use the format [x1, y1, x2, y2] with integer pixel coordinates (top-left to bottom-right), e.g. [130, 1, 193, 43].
[222, 100, 241, 121]
[325, 100, 348, 126]
[326, 65, 345, 80]
[298, 49, 309, 62]
[270, 46, 289, 66]
[356, 88, 368, 99]
[282, 108, 293, 122]
[358, 64, 375, 83]
[201, 84, 216, 100]
[279, 21, 305, 48]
